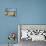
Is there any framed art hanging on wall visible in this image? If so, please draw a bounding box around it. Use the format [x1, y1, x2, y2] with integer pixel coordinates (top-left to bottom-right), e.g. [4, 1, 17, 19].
[4, 8, 16, 16]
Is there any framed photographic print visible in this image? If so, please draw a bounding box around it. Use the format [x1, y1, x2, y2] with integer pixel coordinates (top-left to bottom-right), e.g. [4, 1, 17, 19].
[4, 8, 16, 16]
[18, 24, 46, 42]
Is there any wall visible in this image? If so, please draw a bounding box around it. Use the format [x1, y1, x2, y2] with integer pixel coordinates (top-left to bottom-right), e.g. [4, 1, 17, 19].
[0, 0, 46, 44]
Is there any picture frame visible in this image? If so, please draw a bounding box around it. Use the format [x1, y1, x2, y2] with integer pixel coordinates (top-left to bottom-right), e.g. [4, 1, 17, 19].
[18, 24, 46, 42]
[4, 8, 16, 16]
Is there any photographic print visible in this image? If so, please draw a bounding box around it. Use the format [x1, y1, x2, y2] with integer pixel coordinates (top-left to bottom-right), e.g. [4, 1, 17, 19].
[4, 8, 16, 16]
